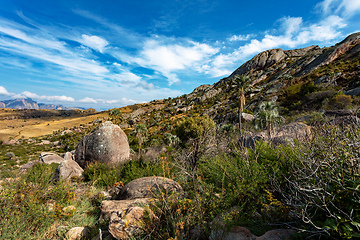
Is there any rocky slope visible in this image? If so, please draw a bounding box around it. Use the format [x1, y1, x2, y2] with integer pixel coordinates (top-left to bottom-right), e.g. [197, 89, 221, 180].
[111, 32, 360, 133]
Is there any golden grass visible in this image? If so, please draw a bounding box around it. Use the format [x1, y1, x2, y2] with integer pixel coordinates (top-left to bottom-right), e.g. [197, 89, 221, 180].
[0, 111, 108, 141]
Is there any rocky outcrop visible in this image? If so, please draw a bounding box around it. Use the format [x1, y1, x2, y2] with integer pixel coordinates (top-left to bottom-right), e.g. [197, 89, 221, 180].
[74, 121, 130, 169]
[0, 102, 5, 108]
[230, 49, 287, 77]
[101, 199, 156, 240]
[116, 176, 183, 200]
[39, 152, 64, 164]
[246, 122, 311, 147]
[51, 159, 83, 181]
[300, 32, 360, 76]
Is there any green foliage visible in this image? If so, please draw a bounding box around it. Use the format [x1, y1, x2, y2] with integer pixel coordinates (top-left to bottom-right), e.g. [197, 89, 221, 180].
[109, 108, 123, 125]
[254, 101, 283, 137]
[82, 162, 123, 187]
[175, 114, 215, 143]
[274, 124, 360, 239]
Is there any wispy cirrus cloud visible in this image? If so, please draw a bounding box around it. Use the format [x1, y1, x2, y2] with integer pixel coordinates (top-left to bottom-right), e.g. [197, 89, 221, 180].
[316, 0, 360, 17]
[80, 34, 108, 53]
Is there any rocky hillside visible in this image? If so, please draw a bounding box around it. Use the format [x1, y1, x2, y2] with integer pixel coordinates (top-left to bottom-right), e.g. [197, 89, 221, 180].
[115, 32, 360, 131]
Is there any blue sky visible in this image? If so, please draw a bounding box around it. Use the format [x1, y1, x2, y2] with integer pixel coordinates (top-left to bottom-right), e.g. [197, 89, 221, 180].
[0, 0, 359, 110]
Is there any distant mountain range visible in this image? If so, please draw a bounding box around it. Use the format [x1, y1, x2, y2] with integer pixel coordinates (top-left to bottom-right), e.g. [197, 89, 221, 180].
[0, 98, 84, 110]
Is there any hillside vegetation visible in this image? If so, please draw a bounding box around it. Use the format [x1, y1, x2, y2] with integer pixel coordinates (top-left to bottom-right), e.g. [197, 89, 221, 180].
[1, 33, 360, 240]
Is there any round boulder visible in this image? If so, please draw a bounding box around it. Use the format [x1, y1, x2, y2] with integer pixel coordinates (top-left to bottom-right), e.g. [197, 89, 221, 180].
[116, 176, 183, 200]
[75, 121, 130, 169]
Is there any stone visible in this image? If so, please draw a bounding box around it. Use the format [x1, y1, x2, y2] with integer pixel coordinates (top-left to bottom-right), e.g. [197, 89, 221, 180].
[19, 160, 42, 172]
[210, 226, 257, 240]
[39, 152, 64, 164]
[345, 87, 360, 96]
[100, 199, 149, 220]
[66, 227, 89, 240]
[51, 159, 83, 181]
[62, 152, 74, 161]
[109, 206, 157, 240]
[75, 121, 130, 169]
[256, 229, 295, 240]
[116, 176, 182, 200]
[5, 152, 15, 159]
[241, 113, 255, 122]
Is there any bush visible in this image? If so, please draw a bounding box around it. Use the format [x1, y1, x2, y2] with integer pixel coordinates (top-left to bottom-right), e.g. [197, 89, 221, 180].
[273, 124, 360, 239]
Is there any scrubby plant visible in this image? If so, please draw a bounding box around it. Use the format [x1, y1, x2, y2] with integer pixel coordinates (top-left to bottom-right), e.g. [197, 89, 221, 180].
[254, 101, 283, 138]
[272, 124, 360, 239]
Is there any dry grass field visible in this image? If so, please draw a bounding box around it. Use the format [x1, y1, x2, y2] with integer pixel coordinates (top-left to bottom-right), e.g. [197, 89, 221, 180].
[0, 109, 109, 141]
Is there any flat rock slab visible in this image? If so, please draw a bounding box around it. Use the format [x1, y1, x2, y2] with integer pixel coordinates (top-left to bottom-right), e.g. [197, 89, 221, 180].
[39, 152, 64, 164]
[116, 176, 182, 200]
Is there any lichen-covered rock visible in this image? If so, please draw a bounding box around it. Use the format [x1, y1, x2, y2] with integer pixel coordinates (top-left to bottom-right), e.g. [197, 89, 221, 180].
[75, 121, 130, 169]
[51, 159, 83, 181]
[109, 206, 157, 240]
[116, 176, 182, 200]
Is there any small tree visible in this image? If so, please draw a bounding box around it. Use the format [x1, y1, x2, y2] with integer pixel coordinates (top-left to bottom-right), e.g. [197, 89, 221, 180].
[109, 108, 123, 125]
[132, 124, 148, 159]
[175, 114, 215, 169]
[254, 101, 283, 139]
[232, 75, 250, 138]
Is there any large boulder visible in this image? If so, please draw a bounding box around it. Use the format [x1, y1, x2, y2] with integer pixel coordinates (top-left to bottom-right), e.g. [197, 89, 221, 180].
[51, 159, 83, 181]
[75, 121, 130, 169]
[116, 176, 183, 200]
[39, 152, 64, 164]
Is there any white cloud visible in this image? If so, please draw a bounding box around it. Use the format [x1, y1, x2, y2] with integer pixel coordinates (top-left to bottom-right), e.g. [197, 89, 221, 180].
[79, 97, 98, 103]
[0, 86, 11, 95]
[13, 91, 75, 102]
[127, 38, 219, 85]
[317, 0, 360, 17]
[207, 15, 346, 75]
[228, 34, 251, 42]
[113, 72, 142, 85]
[80, 34, 108, 53]
[139, 81, 155, 90]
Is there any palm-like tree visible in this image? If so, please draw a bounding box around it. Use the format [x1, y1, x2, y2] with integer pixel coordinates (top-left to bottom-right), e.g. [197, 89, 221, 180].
[132, 124, 148, 158]
[254, 101, 283, 139]
[109, 108, 123, 125]
[232, 75, 250, 137]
